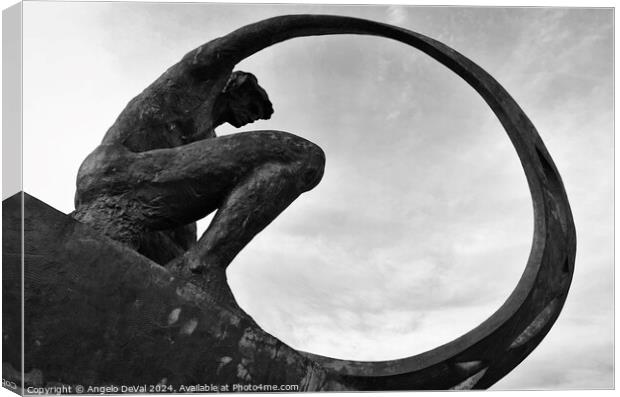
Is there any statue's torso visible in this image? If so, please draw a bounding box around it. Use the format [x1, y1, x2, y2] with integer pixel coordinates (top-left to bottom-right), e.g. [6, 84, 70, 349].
[73, 60, 231, 264]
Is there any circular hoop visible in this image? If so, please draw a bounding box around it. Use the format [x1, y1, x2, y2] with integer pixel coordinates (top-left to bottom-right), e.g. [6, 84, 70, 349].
[220, 15, 577, 389]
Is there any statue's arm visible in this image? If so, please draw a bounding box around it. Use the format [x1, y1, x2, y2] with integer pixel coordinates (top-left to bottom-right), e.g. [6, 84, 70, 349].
[101, 38, 236, 150]
[99, 16, 386, 151]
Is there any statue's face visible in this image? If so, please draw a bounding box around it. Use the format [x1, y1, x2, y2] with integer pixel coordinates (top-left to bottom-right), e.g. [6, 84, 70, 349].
[222, 72, 274, 128]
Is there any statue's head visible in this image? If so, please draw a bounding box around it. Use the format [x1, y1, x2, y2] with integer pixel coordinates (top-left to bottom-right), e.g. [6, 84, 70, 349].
[216, 71, 274, 128]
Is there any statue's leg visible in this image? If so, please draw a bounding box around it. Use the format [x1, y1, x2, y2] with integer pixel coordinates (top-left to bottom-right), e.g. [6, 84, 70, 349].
[119, 130, 325, 289]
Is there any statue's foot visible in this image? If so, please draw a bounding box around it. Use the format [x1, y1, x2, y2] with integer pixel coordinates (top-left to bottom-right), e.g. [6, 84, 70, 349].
[165, 253, 238, 307]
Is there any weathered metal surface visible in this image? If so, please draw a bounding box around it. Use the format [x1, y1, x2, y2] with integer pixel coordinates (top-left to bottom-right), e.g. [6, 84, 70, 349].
[3, 194, 330, 392]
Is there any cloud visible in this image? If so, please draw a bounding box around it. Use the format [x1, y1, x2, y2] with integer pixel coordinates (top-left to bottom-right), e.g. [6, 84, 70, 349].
[386, 6, 408, 26]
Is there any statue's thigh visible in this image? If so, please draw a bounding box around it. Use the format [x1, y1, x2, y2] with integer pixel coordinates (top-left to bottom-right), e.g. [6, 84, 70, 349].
[128, 130, 319, 228]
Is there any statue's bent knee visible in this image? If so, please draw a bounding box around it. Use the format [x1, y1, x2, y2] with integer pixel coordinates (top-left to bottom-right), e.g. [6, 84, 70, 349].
[300, 142, 326, 191]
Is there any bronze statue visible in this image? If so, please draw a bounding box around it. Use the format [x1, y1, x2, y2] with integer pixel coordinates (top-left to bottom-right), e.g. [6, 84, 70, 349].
[72, 64, 325, 299]
[3, 14, 571, 389]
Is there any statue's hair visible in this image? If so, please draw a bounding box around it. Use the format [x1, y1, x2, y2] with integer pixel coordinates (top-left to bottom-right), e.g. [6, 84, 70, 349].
[222, 70, 259, 92]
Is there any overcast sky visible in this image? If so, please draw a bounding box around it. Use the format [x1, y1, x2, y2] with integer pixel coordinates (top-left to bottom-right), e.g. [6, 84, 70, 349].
[20, 2, 612, 390]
